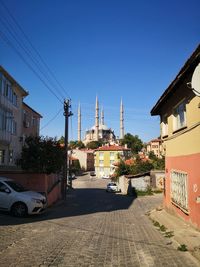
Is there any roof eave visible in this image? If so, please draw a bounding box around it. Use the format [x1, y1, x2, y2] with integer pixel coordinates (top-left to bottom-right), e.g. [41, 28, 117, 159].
[151, 44, 200, 116]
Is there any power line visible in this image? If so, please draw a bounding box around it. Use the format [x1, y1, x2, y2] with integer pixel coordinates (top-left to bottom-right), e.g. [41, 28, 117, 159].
[40, 108, 63, 131]
[0, 16, 66, 101]
[0, 29, 63, 104]
[0, 0, 71, 100]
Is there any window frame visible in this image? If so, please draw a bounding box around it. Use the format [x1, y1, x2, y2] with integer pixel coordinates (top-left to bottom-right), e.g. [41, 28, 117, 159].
[173, 99, 187, 132]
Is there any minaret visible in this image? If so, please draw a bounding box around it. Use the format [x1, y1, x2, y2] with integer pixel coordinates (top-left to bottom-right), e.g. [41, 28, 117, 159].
[95, 96, 99, 141]
[78, 103, 81, 141]
[101, 107, 104, 125]
[120, 99, 124, 139]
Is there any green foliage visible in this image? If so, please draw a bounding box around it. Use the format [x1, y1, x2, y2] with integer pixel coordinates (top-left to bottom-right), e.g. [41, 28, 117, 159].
[120, 133, 143, 154]
[18, 136, 64, 174]
[70, 159, 81, 173]
[152, 156, 165, 170]
[164, 231, 174, 238]
[159, 224, 167, 232]
[136, 187, 153, 196]
[148, 151, 157, 160]
[148, 151, 165, 170]
[86, 140, 103, 149]
[69, 140, 85, 149]
[115, 160, 131, 178]
[177, 244, 188, 251]
[153, 220, 160, 227]
[58, 136, 65, 144]
[130, 159, 154, 175]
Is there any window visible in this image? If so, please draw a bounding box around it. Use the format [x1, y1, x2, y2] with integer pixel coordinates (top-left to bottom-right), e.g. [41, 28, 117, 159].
[1, 75, 18, 106]
[0, 109, 6, 130]
[32, 116, 36, 126]
[173, 101, 186, 131]
[0, 150, 5, 164]
[99, 160, 104, 166]
[171, 170, 188, 212]
[161, 114, 168, 137]
[0, 182, 8, 192]
[99, 152, 104, 159]
[9, 150, 13, 163]
[11, 120, 17, 135]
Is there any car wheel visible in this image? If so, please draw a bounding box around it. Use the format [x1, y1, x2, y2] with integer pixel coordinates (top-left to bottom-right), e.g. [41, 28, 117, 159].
[11, 202, 28, 217]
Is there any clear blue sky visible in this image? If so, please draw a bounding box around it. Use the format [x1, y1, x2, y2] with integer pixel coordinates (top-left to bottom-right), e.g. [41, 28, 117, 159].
[1, 0, 199, 142]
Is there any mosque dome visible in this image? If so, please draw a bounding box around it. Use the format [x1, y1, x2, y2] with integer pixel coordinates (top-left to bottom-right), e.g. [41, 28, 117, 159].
[91, 124, 109, 131]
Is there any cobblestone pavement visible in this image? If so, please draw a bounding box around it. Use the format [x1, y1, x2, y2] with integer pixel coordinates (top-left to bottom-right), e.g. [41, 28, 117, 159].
[0, 174, 199, 267]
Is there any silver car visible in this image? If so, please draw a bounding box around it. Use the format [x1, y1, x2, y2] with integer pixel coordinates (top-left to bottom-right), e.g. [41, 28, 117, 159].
[0, 177, 47, 217]
[106, 182, 120, 192]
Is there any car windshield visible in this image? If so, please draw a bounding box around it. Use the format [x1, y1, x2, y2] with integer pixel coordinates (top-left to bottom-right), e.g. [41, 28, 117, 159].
[6, 181, 27, 192]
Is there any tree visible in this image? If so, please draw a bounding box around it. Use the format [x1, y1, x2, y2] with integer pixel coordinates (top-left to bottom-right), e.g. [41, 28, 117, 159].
[115, 160, 131, 178]
[69, 140, 85, 149]
[130, 159, 154, 175]
[86, 140, 103, 149]
[120, 133, 143, 154]
[58, 136, 65, 144]
[70, 159, 81, 174]
[18, 136, 65, 174]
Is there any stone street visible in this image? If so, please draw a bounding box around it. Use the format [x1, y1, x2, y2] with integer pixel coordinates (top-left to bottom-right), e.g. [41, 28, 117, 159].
[0, 174, 198, 267]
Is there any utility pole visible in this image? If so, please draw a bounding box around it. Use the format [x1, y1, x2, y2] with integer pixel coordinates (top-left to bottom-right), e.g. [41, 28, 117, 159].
[63, 99, 73, 200]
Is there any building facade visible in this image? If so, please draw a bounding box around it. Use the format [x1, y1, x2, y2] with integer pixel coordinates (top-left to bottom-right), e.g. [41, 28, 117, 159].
[151, 44, 200, 229]
[146, 138, 163, 158]
[0, 66, 42, 167]
[22, 102, 42, 138]
[72, 148, 94, 171]
[94, 145, 131, 178]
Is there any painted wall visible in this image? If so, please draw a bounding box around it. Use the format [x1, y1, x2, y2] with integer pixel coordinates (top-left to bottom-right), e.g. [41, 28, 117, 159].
[94, 150, 120, 177]
[164, 153, 200, 229]
[0, 171, 61, 206]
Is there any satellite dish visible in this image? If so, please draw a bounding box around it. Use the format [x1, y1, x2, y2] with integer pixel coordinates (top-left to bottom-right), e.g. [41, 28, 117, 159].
[191, 63, 200, 96]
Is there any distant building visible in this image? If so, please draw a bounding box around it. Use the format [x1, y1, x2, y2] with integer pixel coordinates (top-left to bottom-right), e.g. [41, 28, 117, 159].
[94, 144, 131, 178]
[82, 97, 116, 145]
[0, 66, 42, 167]
[22, 102, 42, 138]
[78, 97, 125, 145]
[146, 138, 163, 158]
[72, 148, 94, 171]
[151, 44, 200, 229]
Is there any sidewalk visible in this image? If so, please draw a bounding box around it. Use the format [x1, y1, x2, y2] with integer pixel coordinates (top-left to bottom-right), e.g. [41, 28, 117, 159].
[149, 207, 200, 263]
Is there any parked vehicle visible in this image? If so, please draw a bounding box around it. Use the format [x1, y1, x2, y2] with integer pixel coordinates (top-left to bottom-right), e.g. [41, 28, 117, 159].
[90, 171, 96, 177]
[102, 174, 110, 179]
[0, 177, 47, 217]
[106, 182, 121, 193]
[69, 173, 76, 180]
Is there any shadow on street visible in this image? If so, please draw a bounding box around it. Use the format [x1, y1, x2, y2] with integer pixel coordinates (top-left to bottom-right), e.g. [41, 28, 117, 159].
[0, 187, 135, 226]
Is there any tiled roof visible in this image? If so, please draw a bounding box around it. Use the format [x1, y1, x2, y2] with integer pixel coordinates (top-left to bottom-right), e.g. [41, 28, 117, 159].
[151, 44, 200, 115]
[95, 145, 130, 151]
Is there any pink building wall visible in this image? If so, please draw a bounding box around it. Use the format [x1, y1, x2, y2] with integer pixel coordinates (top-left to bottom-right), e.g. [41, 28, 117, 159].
[0, 171, 61, 206]
[164, 153, 200, 229]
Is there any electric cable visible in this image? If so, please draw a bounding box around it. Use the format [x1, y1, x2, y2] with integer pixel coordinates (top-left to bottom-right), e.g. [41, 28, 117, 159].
[0, 0, 71, 99]
[40, 108, 63, 131]
[0, 29, 63, 104]
[0, 16, 66, 101]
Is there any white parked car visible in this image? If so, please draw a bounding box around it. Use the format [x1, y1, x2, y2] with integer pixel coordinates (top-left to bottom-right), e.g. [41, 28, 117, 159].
[0, 177, 47, 217]
[102, 174, 110, 179]
[106, 182, 121, 193]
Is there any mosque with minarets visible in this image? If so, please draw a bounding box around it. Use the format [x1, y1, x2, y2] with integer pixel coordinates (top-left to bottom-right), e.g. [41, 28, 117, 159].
[77, 96, 124, 145]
